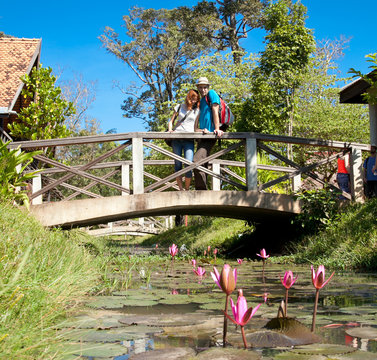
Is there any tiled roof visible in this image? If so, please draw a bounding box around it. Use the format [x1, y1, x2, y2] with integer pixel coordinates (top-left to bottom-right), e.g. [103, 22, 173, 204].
[0, 37, 41, 109]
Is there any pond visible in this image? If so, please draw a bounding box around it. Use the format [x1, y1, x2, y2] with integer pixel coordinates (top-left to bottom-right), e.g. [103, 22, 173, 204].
[58, 249, 377, 359]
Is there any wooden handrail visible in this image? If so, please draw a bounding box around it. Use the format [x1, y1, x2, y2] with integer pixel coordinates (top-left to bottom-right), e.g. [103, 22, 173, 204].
[8, 131, 370, 151]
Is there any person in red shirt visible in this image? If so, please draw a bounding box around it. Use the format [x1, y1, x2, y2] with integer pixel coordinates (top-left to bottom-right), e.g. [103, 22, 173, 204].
[336, 155, 350, 200]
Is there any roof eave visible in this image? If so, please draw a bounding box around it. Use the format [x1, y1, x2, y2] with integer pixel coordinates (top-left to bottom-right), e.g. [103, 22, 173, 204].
[8, 39, 42, 111]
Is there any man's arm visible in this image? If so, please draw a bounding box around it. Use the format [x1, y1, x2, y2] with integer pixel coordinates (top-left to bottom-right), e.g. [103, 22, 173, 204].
[212, 104, 223, 137]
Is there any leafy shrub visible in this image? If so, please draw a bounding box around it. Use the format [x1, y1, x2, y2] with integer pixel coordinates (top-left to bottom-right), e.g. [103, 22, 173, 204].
[0, 140, 41, 207]
[292, 188, 341, 235]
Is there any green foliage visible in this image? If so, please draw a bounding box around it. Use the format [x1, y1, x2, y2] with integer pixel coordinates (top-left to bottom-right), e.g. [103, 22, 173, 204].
[294, 39, 369, 143]
[8, 66, 75, 141]
[0, 140, 41, 207]
[100, 6, 221, 130]
[0, 201, 100, 358]
[286, 199, 377, 270]
[349, 53, 377, 105]
[236, 0, 315, 135]
[292, 188, 341, 235]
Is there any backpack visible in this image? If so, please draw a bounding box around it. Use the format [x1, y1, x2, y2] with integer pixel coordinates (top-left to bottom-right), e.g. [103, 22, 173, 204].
[205, 94, 234, 131]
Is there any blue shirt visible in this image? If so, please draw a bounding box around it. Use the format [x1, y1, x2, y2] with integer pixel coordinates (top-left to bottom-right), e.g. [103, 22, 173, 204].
[198, 89, 220, 132]
[363, 156, 377, 181]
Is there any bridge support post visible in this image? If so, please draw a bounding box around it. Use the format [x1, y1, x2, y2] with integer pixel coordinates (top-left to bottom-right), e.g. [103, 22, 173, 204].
[292, 175, 301, 192]
[245, 138, 258, 190]
[121, 164, 130, 196]
[132, 137, 144, 194]
[212, 161, 221, 190]
[369, 104, 377, 146]
[32, 174, 42, 205]
[350, 147, 364, 202]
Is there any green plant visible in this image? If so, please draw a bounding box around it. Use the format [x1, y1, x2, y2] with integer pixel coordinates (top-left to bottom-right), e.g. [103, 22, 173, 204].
[8, 65, 74, 141]
[0, 140, 41, 207]
[292, 188, 341, 235]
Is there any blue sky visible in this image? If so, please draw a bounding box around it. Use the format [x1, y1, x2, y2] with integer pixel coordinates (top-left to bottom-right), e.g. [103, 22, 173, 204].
[1, 0, 376, 134]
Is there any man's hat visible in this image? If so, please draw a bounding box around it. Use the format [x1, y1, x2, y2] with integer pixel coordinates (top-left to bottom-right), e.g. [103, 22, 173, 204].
[196, 77, 210, 86]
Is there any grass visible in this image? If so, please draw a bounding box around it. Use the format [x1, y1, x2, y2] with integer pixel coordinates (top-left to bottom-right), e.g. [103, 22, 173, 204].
[135, 216, 253, 256]
[0, 201, 101, 359]
[275, 198, 377, 270]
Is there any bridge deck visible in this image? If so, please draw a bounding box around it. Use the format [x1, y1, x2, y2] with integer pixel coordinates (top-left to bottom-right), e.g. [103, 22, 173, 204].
[29, 190, 301, 228]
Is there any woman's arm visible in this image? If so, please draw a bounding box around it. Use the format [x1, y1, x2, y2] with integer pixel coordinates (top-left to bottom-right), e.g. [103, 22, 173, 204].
[194, 112, 201, 132]
[168, 111, 178, 132]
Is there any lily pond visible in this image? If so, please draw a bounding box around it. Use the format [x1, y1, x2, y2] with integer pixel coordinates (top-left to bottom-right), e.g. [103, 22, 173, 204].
[58, 247, 377, 359]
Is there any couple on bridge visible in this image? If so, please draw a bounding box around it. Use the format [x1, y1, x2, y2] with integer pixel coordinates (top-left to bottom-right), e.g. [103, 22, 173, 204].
[168, 76, 224, 191]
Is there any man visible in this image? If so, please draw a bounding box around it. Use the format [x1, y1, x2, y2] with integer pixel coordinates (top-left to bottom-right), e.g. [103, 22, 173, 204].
[193, 77, 223, 190]
[363, 145, 377, 198]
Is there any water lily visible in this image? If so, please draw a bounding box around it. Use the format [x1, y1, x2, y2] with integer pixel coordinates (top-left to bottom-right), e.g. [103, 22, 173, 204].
[224, 289, 261, 348]
[169, 243, 178, 258]
[213, 248, 218, 263]
[237, 258, 243, 265]
[211, 264, 237, 295]
[211, 264, 237, 347]
[280, 271, 298, 317]
[256, 248, 269, 260]
[263, 292, 269, 304]
[193, 266, 206, 277]
[191, 259, 197, 268]
[311, 265, 335, 332]
[256, 248, 269, 281]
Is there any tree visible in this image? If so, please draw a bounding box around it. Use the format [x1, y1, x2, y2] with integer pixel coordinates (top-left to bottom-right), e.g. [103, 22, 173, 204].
[294, 38, 369, 143]
[235, 0, 315, 137]
[99, 6, 221, 131]
[58, 72, 98, 133]
[8, 66, 75, 141]
[194, 0, 266, 64]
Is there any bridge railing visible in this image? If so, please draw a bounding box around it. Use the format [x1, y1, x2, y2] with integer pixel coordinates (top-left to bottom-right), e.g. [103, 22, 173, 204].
[8, 132, 369, 205]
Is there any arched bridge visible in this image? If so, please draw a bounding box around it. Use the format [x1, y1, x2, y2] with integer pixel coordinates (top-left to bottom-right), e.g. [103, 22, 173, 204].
[9, 132, 368, 229]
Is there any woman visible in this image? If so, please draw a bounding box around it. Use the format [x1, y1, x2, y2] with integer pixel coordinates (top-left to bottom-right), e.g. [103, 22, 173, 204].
[168, 89, 199, 191]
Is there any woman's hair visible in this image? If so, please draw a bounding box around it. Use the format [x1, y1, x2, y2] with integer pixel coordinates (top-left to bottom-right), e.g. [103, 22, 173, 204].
[185, 89, 200, 110]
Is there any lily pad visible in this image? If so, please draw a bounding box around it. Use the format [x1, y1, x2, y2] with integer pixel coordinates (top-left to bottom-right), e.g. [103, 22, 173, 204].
[290, 343, 357, 355]
[264, 318, 320, 345]
[345, 326, 377, 339]
[87, 296, 159, 309]
[60, 326, 162, 343]
[119, 311, 213, 327]
[195, 347, 261, 359]
[59, 314, 124, 330]
[61, 342, 128, 358]
[128, 346, 196, 359]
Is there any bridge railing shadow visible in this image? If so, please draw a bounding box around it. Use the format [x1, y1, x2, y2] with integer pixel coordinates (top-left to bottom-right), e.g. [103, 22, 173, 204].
[8, 131, 370, 205]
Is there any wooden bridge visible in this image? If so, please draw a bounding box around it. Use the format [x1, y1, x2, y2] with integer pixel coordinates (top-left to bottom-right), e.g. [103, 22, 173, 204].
[8, 132, 369, 229]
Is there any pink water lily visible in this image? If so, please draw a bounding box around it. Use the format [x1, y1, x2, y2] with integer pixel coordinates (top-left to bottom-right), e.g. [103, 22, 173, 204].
[256, 248, 269, 259]
[211, 264, 237, 347]
[193, 266, 206, 277]
[280, 271, 298, 290]
[191, 259, 197, 267]
[311, 265, 335, 332]
[311, 265, 335, 290]
[169, 243, 178, 257]
[280, 271, 298, 317]
[257, 248, 269, 281]
[224, 289, 261, 348]
[237, 258, 243, 265]
[211, 264, 237, 295]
